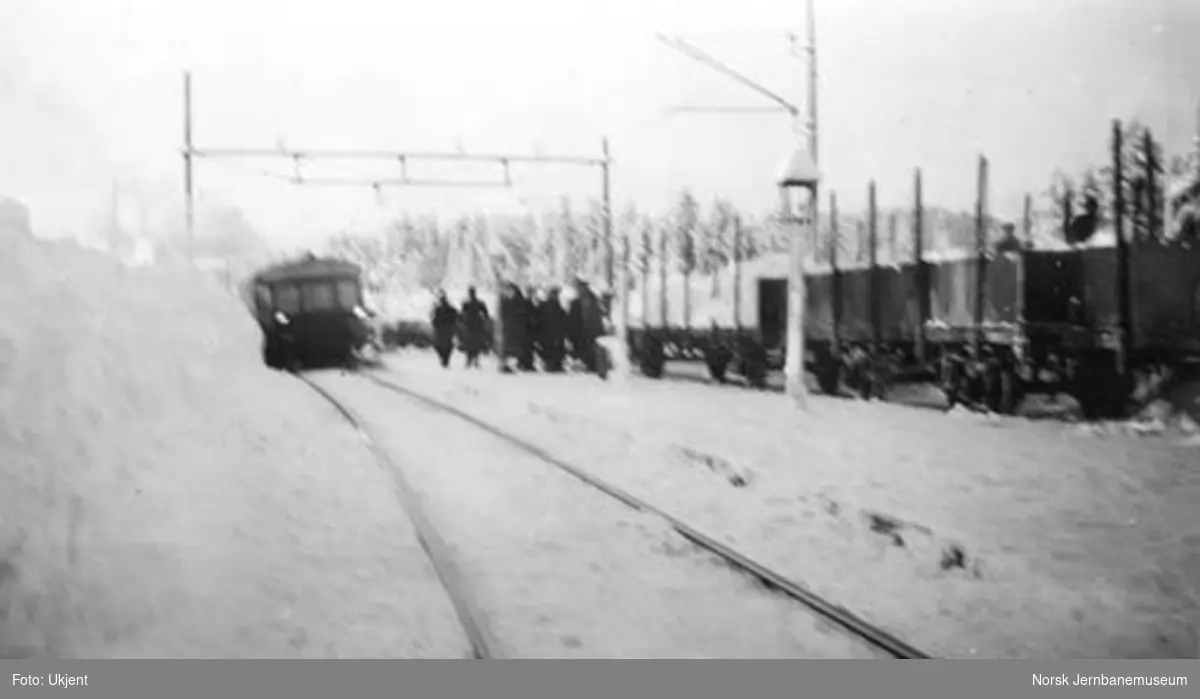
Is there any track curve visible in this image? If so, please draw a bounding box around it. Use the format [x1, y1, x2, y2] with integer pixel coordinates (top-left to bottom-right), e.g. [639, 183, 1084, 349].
[296, 372, 503, 660]
[358, 369, 934, 659]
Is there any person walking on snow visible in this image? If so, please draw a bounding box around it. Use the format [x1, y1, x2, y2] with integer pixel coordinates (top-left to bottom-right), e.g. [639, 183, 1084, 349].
[518, 284, 541, 372]
[567, 277, 606, 376]
[498, 282, 529, 374]
[459, 286, 490, 369]
[537, 286, 569, 373]
[430, 289, 459, 369]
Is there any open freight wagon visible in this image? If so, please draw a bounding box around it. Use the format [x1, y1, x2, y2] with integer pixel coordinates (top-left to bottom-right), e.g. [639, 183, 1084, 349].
[625, 240, 1200, 417]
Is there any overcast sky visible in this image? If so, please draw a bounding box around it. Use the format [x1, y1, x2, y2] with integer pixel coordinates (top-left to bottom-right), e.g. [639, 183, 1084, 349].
[1, 0, 1196, 250]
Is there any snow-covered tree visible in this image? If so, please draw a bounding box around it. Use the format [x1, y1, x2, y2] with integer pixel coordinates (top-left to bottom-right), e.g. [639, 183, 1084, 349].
[672, 189, 700, 326]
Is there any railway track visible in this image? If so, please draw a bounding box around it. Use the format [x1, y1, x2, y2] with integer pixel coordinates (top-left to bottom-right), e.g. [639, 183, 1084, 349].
[296, 372, 502, 659]
[331, 368, 933, 659]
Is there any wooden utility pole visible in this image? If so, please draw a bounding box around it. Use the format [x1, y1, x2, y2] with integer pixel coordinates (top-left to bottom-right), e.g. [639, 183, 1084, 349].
[620, 228, 631, 332]
[732, 213, 743, 330]
[1113, 120, 1132, 376]
[640, 218, 651, 325]
[1022, 193, 1033, 247]
[913, 169, 927, 364]
[601, 136, 630, 378]
[782, 183, 808, 406]
[805, 0, 819, 244]
[183, 72, 195, 262]
[868, 181, 880, 345]
[829, 190, 841, 359]
[973, 155, 989, 355]
[887, 212, 898, 263]
[781, 0, 819, 408]
[1142, 129, 1157, 240]
[602, 138, 614, 291]
[659, 224, 669, 327]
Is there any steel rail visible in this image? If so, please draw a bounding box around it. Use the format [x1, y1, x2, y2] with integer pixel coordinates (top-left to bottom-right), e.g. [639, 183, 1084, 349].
[296, 372, 503, 660]
[359, 370, 932, 659]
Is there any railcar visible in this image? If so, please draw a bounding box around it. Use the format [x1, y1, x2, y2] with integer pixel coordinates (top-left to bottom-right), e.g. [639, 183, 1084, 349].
[243, 253, 375, 370]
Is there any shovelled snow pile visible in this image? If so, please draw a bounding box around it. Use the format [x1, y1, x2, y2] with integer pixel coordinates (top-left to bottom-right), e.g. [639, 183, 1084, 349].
[0, 216, 467, 658]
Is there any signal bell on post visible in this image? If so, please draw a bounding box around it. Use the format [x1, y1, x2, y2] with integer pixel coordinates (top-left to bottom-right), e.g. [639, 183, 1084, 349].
[777, 141, 821, 203]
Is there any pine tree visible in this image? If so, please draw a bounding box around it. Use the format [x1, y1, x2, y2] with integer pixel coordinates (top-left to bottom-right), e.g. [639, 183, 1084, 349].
[673, 190, 700, 327]
[741, 215, 764, 261]
[705, 198, 736, 297]
[528, 208, 552, 283]
[582, 200, 607, 283]
[617, 203, 640, 293]
[556, 197, 585, 282]
[637, 214, 654, 321]
[658, 216, 670, 327]
[417, 217, 450, 291]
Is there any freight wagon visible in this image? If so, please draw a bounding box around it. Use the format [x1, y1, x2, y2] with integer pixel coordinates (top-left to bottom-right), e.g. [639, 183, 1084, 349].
[626, 240, 1200, 418]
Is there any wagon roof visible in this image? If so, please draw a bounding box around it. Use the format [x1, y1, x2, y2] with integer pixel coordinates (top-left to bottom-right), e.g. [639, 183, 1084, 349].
[253, 256, 362, 284]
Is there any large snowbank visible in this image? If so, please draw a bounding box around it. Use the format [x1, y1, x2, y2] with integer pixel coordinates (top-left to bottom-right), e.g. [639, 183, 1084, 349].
[0, 226, 468, 657]
[0, 197, 32, 237]
[378, 353, 1199, 658]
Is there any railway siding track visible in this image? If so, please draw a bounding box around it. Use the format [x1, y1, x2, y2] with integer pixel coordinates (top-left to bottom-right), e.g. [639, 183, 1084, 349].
[356, 370, 933, 659]
[297, 372, 503, 660]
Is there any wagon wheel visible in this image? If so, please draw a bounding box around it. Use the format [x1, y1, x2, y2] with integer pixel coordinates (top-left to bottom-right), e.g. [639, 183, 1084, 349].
[850, 356, 875, 401]
[815, 358, 841, 396]
[595, 344, 611, 380]
[855, 366, 874, 400]
[981, 361, 1008, 414]
[640, 338, 666, 379]
[993, 366, 1021, 415]
[871, 353, 898, 402]
[706, 345, 732, 383]
[939, 356, 963, 410]
[741, 352, 768, 389]
[1071, 352, 1126, 421]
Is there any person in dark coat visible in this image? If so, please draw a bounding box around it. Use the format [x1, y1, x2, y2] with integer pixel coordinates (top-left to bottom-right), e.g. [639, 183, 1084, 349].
[995, 222, 1024, 254]
[567, 278, 606, 374]
[518, 285, 541, 372]
[537, 286, 569, 373]
[498, 282, 529, 373]
[459, 286, 490, 369]
[430, 290, 459, 368]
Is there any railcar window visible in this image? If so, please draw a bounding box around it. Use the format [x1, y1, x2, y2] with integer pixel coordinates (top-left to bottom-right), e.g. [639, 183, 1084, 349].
[255, 284, 271, 308]
[275, 285, 302, 314]
[302, 282, 338, 311]
[336, 280, 360, 310]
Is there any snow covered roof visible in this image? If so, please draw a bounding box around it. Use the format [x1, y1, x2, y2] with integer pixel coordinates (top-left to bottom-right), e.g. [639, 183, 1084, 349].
[253, 256, 363, 284]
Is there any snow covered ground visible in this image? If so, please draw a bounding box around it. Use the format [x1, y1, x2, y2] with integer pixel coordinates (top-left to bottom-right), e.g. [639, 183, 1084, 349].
[310, 370, 885, 658]
[0, 225, 469, 658]
[376, 350, 1200, 659]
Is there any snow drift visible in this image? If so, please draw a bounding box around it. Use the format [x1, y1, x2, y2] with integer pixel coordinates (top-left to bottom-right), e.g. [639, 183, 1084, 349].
[0, 219, 466, 658]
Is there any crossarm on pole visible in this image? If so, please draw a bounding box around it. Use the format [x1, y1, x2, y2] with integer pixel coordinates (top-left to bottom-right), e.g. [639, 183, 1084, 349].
[656, 34, 799, 116]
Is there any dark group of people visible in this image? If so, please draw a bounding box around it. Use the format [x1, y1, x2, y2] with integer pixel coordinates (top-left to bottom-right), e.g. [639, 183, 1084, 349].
[432, 286, 492, 369]
[429, 278, 609, 376]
